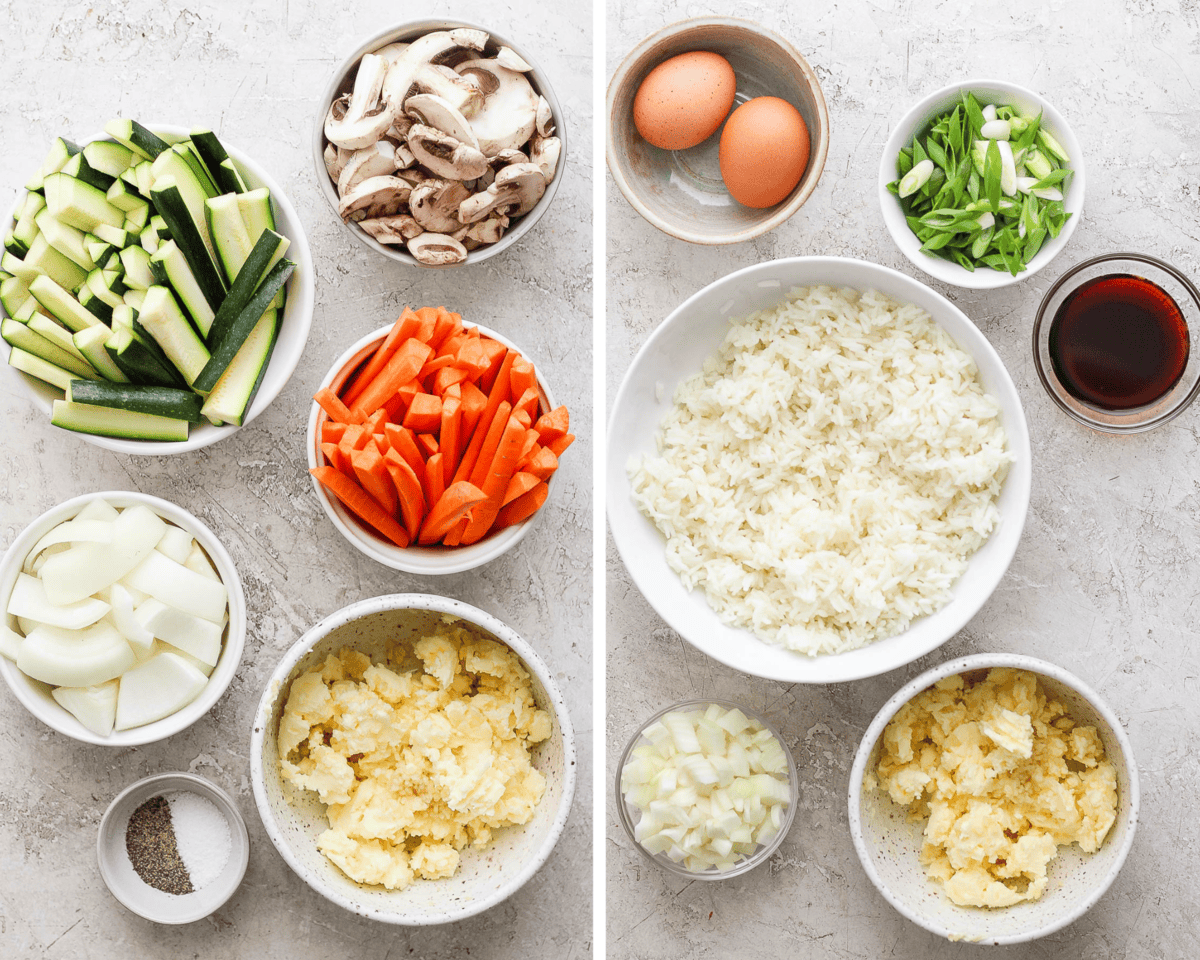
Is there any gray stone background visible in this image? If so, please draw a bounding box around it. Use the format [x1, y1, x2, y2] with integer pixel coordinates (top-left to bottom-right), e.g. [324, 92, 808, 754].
[0, 1, 592, 957]
[606, 1, 1200, 957]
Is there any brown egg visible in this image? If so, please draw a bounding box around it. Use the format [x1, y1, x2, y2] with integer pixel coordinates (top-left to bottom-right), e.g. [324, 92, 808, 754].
[633, 51, 736, 151]
[718, 97, 811, 208]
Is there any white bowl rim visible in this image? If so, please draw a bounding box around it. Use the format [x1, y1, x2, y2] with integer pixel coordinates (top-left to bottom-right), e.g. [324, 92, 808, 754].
[607, 255, 1033, 683]
[96, 770, 251, 923]
[248, 592, 577, 925]
[847, 652, 1140, 944]
[311, 19, 568, 268]
[0, 122, 315, 456]
[0, 489, 247, 746]
[306, 321, 559, 574]
[605, 15, 830, 246]
[877, 77, 1086, 290]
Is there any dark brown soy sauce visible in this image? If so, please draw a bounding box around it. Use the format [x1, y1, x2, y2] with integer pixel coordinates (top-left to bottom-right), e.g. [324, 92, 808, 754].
[1048, 274, 1189, 410]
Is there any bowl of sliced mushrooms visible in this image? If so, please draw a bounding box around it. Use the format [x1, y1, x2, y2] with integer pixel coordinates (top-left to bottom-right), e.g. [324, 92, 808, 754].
[315, 21, 566, 268]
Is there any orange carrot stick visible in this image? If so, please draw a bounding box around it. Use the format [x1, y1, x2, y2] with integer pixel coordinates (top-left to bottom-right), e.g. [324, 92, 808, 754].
[341, 307, 420, 407]
[455, 352, 515, 485]
[402, 392, 442, 433]
[548, 433, 574, 457]
[502, 471, 540, 506]
[523, 445, 558, 481]
[508, 356, 536, 403]
[461, 413, 526, 544]
[310, 466, 410, 548]
[440, 395, 461, 487]
[478, 338, 508, 393]
[351, 445, 399, 516]
[492, 481, 548, 532]
[418, 481, 487, 545]
[459, 380, 487, 439]
[442, 516, 470, 546]
[432, 365, 469, 394]
[384, 423, 425, 475]
[533, 405, 569, 443]
[416, 433, 439, 457]
[515, 429, 540, 467]
[467, 400, 513, 489]
[322, 421, 348, 443]
[513, 386, 540, 420]
[423, 452, 445, 510]
[350, 338, 433, 420]
[428, 308, 463, 350]
[314, 387, 355, 424]
[383, 448, 426, 540]
[320, 441, 348, 475]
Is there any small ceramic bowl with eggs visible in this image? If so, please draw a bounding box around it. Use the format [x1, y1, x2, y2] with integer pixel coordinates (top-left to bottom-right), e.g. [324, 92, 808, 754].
[607, 17, 829, 244]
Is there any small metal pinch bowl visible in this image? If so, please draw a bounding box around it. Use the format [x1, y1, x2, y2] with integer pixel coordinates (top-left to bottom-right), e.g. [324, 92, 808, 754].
[97, 773, 250, 924]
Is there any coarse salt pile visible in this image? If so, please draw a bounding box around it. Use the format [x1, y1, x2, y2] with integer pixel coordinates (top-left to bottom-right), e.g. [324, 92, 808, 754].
[629, 285, 1011, 656]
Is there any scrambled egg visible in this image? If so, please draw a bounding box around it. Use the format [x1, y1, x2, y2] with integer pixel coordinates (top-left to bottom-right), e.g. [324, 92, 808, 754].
[278, 621, 552, 889]
[871, 668, 1117, 908]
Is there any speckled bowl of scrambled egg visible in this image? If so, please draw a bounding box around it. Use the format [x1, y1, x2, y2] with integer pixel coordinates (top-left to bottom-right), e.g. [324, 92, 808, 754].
[848, 653, 1138, 945]
[249, 594, 575, 924]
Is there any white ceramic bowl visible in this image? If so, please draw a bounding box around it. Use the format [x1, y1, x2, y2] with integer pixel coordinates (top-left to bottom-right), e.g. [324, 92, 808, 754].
[848, 653, 1139, 944]
[878, 79, 1085, 289]
[1, 123, 315, 455]
[249, 594, 575, 925]
[607, 257, 1032, 683]
[0, 490, 247, 745]
[97, 772, 250, 924]
[313, 20, 567, 268]
[307, 322, 559, 574]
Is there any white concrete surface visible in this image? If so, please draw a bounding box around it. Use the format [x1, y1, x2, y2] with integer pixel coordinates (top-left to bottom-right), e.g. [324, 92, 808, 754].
[0, 1, 592, 956]
[606, 1, 1200, 957]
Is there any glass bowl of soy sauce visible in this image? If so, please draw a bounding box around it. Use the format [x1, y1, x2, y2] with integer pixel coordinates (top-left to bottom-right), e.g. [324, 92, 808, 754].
[1033, 252, 1200, 433]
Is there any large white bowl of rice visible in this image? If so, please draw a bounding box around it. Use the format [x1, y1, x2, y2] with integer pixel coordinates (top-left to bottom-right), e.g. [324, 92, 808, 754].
[607, 257, 1031, 683]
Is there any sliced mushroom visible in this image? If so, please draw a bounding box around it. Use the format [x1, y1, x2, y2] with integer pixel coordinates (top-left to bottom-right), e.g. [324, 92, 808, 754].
[495, 46, 534, 73]
[529, 135, 561, 183]
[415, 64, 484, 116]
[375, 42, 409, 64]
[359, 214, 423, 244]
[455, 59, 539, 157]
[404, 94, 480, 151]
[463, 214, 509, 245]
[323, 143, 345, 180]
[408, 232, 469, 266]
[325, 53, 394, 150]
[382, 30, 489, 114]
[536, 96, 554, 138]
[409, 179, 472, 233]
[338, 175, 413, 222]
[337, 141, 398, 198]
[394, 143, 416, 169]
[459, 163, 545, 223]
[407, 124, 488, 181]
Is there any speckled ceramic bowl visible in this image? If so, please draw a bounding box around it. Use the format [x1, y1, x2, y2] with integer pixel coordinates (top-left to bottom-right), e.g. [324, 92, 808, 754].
[607, 17, 829, 244]
[848, 654, 1139, 944]
[249, 594, 575, 925]
[306, 322, 560, 574]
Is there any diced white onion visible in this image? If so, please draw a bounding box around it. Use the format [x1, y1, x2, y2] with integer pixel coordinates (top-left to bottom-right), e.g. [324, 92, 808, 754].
[621, 704, 791, 872]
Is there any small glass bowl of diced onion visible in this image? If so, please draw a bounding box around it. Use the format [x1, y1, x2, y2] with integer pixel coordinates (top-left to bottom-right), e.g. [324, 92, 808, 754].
[615, 699, 797, 879]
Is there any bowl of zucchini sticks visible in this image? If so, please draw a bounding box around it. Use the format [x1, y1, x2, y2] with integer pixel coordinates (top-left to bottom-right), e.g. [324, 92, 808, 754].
[0, 120, 315, 454]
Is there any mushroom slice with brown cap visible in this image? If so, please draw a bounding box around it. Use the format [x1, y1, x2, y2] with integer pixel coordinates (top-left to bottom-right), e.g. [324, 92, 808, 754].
[337, 141, 398, 198]
[337, 175, 413, 222]
[409, 180, 472, 233]
[359, 214, 423, 244]
[325, 53, 394, 150]
[381, 30, 489, 116]
[529, 135, 561, 183]
[455, 59, 539, 157]
[408, 232, 469, 266]
[459, 162, 546, 224]
[463, 214, 509, 245]
[407, 124, 488, 181]
[404, 94, 480, 151]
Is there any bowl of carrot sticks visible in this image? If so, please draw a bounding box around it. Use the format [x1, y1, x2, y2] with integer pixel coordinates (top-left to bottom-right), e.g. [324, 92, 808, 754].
[307, 305, 574, 574]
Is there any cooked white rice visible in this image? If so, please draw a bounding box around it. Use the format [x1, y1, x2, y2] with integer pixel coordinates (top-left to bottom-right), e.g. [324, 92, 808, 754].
[628, 285, 1011, 656]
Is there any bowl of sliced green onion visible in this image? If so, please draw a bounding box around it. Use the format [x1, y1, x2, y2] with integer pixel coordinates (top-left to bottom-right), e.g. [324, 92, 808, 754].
[879, 79, 1084, 289]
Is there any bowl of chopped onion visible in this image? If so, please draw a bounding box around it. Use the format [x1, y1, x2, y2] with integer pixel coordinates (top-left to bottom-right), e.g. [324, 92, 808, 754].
[615, 699, 797, 879]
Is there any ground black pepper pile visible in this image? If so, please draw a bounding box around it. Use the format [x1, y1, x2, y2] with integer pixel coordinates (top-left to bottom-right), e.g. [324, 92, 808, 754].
[125, 795, 194, 895]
